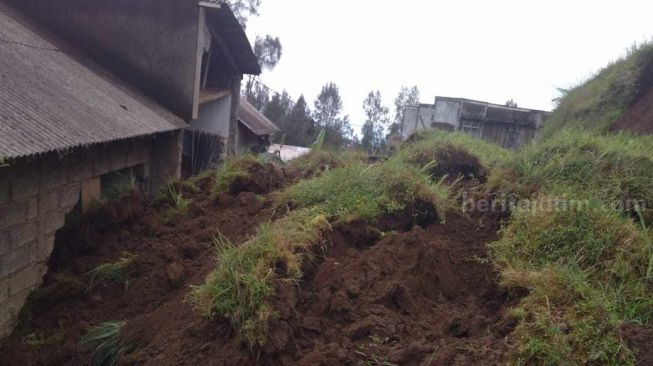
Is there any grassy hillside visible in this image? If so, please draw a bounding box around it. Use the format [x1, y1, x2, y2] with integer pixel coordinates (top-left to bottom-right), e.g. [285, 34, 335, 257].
[539, 41, 653, 139]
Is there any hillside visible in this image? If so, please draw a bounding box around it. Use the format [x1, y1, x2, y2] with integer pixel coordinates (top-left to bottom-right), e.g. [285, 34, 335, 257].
[1, 45, 653, 366]
[539, 42, 653, 138]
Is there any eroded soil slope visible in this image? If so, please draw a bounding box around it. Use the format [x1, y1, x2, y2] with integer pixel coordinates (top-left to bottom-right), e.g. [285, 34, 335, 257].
[1, 169, 517, 366]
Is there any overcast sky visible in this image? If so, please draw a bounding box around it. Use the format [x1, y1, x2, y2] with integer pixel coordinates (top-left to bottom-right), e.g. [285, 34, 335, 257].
[246, 0, 653, 132]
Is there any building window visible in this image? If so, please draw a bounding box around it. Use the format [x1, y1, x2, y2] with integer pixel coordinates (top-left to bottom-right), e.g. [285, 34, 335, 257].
[461, 120, 482, 138]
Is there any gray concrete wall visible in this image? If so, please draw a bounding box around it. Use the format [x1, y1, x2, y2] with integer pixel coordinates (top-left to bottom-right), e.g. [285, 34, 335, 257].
[190, 96, 233, 137]
[8, 0, 201, 120]
[0, 131, 182, 338]
[433, 100, 462, 127]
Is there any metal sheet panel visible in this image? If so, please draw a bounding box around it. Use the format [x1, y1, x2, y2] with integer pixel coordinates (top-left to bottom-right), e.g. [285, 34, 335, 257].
[0, 4, 185, 159]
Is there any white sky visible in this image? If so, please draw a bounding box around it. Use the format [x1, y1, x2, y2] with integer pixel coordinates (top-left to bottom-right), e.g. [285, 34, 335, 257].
[246, 0, 653, 131]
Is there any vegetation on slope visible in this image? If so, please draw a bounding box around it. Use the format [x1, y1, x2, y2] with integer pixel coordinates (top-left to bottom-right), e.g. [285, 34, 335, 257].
[190, 149, 451, 347]
[539, 41, 653, 139]
[492, 199, 652, 365]
[397, 127, 653, 364]
[486, 131, 653, 364]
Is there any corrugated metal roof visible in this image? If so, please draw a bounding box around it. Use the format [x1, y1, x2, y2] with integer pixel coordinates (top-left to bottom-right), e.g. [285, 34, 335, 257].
[0, 3, 186, 160]
[238, 99, 280, 136]
[205, 3, 261, 76]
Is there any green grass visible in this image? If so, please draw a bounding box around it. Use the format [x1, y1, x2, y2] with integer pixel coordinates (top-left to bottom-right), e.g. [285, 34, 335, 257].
[191, 150, 451, 348]
[213, 154, 262, 195]
[81, 321, 136, 366]
[285, 149, 367, 178]
[490, 198, 653, 365]
[539, 41, 653, 139]
[499, 131, 653, 224]
[157, 181, 192, 222]
[396, 130, 514, 170]
[284, 159, 449, 222]
[190, 211, 330, 347]
[87, 253, 136, 291]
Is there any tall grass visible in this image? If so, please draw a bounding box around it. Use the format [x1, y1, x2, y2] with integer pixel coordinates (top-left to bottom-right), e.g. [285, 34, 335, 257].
[539, 41, 653, 139]
[500, 131, 653, 224]
[81, 321, 135, 366]
[87, 253, 136, 291]
[489, 130, 653, 364]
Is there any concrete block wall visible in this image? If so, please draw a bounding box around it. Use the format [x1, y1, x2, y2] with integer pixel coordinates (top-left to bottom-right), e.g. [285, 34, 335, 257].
[0, 131, 182, 338]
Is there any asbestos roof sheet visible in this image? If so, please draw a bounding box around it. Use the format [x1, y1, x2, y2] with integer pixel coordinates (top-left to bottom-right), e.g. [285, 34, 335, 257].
[238, 99, 280, 136]
[0, 3, 186, 159]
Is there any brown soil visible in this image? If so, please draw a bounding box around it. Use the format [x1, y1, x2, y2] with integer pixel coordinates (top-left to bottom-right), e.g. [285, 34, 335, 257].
[0, 173, 514, 366]
[611, 81, 653, 135]
[228, 162, 284, 195]
[0, 184, 275, 366]
[259, 213, 518, 366]
[622, 324, 653, 366]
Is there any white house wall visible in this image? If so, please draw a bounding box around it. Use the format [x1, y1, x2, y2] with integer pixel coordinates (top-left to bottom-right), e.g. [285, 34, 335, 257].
[189, 95, 232, 138]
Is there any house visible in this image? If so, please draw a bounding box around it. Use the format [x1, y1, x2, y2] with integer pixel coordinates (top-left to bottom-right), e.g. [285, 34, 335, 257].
[0, 0, 263, 338]
[185, 98, 280, 176]
[402, 97, 550, 149]
[7, 0, 268, 177]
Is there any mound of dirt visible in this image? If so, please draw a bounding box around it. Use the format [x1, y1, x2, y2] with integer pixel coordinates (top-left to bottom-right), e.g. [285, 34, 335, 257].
[228, 162, 284, 195]
[407, 145, 487, 184]
[257, 212, 516, 366]
[0, 180, 275, 366]
[0, 173, 514, 366]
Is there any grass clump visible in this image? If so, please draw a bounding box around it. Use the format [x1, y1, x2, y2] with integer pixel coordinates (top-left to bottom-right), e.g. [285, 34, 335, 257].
[284, 159, 449, 222]
[539, 41, 653, 139]
[285, 149, 367, 179]
[190, 210, 330, 347]
[505, 268, 635, 366]
[502, 131, 653, 223]
[157, 181, 192, 222]
[398, 130, 513, 171]
[491, 199, 653, 365]
[213, 154, 262, 195]
[87, 253, 136, 291]
[81, 321, 136, 366]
